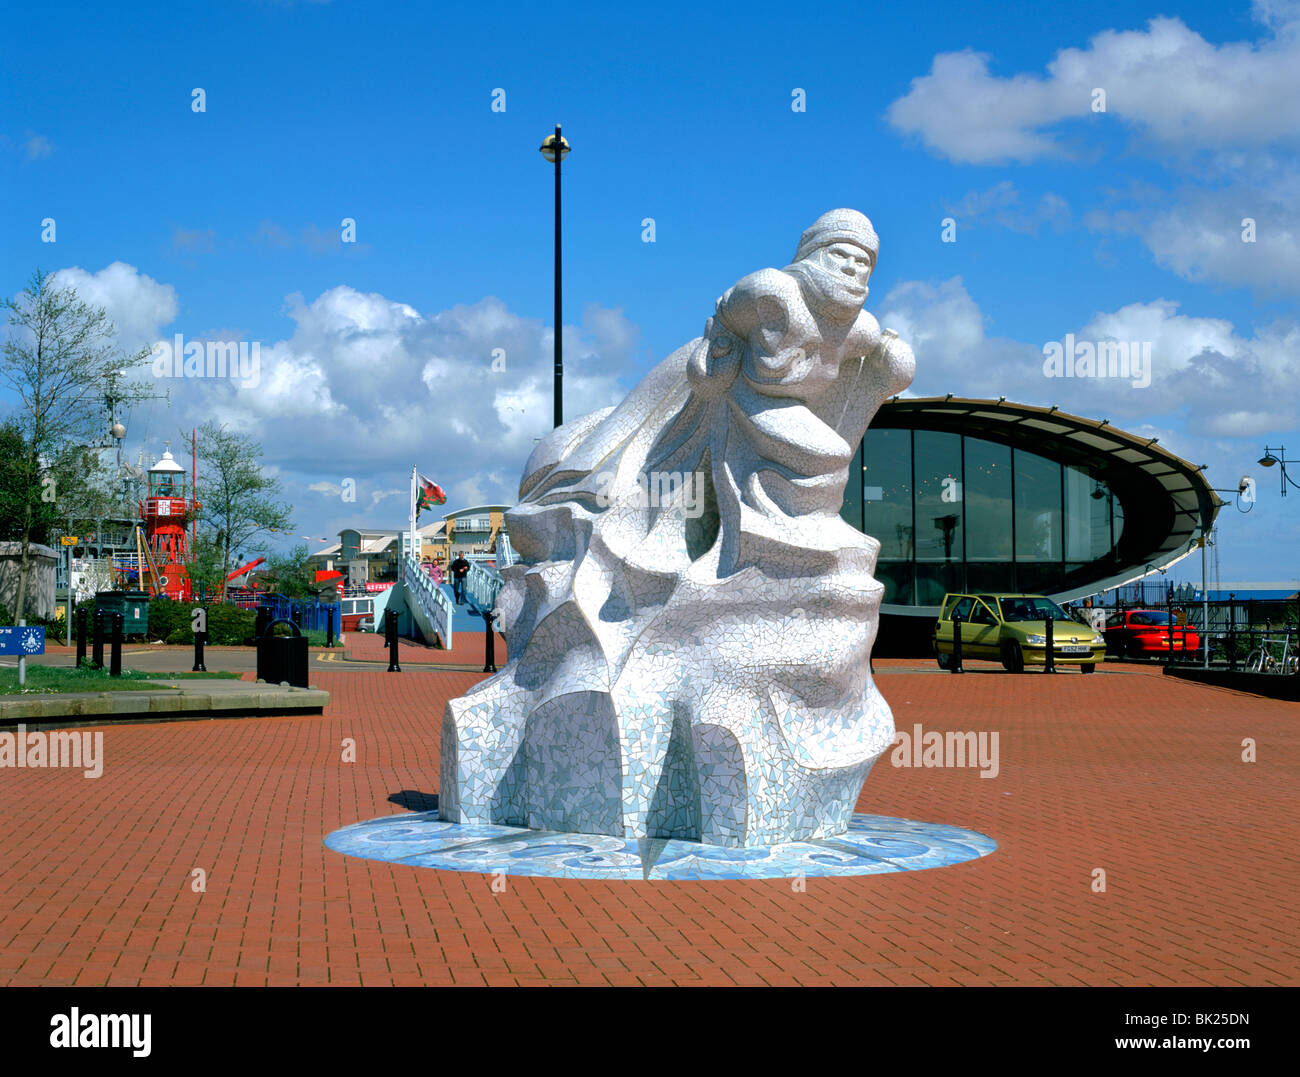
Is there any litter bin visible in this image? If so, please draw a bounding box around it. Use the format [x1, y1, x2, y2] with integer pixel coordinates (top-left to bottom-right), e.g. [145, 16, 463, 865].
[94, 590, 150, 638]
[256, 618, 309, 687]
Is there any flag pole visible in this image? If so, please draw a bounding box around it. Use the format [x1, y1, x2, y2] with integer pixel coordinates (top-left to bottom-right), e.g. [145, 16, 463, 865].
[409, 466, 418, 565]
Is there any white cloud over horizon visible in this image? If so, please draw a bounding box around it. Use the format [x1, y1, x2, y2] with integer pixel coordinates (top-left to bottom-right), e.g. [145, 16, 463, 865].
[888, 6, 1300, 297]
[15, 262, 1296, 571]
[887, 7, 1300, 164]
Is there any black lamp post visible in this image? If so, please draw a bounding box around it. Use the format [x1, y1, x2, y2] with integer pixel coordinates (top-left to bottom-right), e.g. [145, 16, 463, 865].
[540, 124, 571, 429]
[1258, 446, 1299, 497]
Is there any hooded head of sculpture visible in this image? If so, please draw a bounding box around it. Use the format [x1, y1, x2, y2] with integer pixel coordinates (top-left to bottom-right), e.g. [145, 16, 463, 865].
[785, 209, 879, 323]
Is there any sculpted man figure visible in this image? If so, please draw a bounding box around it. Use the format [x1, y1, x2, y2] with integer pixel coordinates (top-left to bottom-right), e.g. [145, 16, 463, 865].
[440, 209, 916, 847]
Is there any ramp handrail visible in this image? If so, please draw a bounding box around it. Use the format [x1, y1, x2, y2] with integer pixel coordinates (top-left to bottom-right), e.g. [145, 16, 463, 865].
[466, 558, 504, 612]
[404, 553, 454, 648]
[496, 531, 518, 569]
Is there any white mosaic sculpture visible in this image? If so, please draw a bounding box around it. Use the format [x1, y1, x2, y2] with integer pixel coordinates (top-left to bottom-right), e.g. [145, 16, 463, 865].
[440, 209, 915, 847]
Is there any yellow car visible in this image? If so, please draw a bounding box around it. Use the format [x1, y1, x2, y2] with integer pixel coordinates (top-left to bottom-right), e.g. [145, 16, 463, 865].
[932, 593, 1106, 673]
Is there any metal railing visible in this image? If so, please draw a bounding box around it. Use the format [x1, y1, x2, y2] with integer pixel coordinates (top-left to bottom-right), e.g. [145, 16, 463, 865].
[496, 531, 518, 569]
[1085, 595, 1300, 670]
[465, 558, 504, 612]
[404, 553, 454, 648]
[254, 595, 340, 632]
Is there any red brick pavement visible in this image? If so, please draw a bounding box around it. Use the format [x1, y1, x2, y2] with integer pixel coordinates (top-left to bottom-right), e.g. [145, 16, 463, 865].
[344, 629, 506, 667]
[0, 666, 1295, 986]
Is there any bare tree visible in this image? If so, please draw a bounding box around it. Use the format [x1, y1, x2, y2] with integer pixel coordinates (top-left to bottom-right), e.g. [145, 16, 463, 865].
[0, 270, 150, 617]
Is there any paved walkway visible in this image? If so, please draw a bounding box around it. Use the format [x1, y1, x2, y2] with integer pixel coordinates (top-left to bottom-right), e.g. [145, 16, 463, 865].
[0, 665, 1294, 986]
[343, 629, 507, 668]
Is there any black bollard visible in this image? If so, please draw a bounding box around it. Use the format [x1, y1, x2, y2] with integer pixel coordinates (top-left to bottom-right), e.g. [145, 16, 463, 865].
[325, 606, 335, 649]
[192, 608, 207, 673]
[1167, 595, 1175, 664]
[1044, 614, 1056, 673]
[482, 609, 497, 673]
[109, 612, 123, 677]
[91, 608, 104, 670]
[386, 609, 401, 673]
[951, 612, 964, 674]
[75, 607, 87, 668]
[255, 604, 271, 644]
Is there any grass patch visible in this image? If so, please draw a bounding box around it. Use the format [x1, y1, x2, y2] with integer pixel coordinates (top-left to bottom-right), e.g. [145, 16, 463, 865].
[0, 664, 242, 696]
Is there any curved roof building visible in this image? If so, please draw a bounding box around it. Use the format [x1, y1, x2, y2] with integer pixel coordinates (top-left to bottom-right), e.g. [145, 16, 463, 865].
[841, 397, 1222, 627]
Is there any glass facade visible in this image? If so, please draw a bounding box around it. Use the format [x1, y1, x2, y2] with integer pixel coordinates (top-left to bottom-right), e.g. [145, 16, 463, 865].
[854, 428, 1123, 606]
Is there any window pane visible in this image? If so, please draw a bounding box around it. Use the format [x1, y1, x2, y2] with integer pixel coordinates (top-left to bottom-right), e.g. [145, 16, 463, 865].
[917, 562, 963, 606]
[1065, 466, 1114, 562]
[840, 440, 864, 532]
[1014, 449, 1062, 562]
[967, 562, 1013, 593]
[876, 560, 914, 605]
[1015, 562, 1062, 594]
[915, 431, 963, 563]
[862, 429, 913, 560]
[964, 438, 1012, 561]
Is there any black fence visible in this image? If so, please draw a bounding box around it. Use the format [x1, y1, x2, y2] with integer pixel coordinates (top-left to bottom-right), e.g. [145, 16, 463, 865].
[1071, 593, 1300, 671]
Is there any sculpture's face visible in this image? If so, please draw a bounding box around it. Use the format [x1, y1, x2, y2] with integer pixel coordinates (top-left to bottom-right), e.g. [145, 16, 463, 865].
[815, 242, 874, 302]
[792, 241, 875, 322]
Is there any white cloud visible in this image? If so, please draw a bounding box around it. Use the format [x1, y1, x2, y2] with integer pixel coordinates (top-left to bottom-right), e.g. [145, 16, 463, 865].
[369, 488, 404, 507]
[50, 262, 179, 353]
[165, 285, 644, 514]
[888, 11, 1300, 164]
[944, 181, 1071, 235]
[1086, 175, 1300, 295]
[878, 278, 1300, 438]
[23, 134, 54, 161]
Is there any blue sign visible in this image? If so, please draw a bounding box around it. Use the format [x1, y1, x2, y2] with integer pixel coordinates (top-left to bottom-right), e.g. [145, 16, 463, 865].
[0, 626, 45, 656]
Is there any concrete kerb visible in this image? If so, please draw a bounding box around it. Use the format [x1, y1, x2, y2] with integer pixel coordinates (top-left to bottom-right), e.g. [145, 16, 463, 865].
[0, 679, 329, 732]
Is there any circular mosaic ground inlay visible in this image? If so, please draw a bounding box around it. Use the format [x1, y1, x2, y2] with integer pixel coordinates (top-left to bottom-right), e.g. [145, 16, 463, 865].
[325, 811, 996, 881]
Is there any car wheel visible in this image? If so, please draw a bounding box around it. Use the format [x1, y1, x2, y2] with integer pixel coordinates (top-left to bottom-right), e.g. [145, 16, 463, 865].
[936, 650, 952, 671]
[1080, 662, 1096, 674]
[1001, 641, 1024, 674]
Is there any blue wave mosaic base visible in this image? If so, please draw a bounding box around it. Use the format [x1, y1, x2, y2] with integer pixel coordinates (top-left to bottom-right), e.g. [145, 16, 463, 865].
[324, 811, 996, 880]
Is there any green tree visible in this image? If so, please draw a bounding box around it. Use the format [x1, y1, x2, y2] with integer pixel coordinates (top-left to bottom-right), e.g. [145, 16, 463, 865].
[0, 271, 150, 618]
[0, 420, 59, 545]
[262, 543, 317, 599]
[192, 420, 292, 596]
[182, 532, 227, 603]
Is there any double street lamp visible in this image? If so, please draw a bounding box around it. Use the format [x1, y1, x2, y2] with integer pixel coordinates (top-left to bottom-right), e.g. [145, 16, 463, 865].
[539, 125, 571, 430]
[1257, 446, 1299, 497]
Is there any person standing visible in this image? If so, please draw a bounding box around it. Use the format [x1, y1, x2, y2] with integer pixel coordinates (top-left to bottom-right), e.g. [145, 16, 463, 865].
[450, 553, 470, 605]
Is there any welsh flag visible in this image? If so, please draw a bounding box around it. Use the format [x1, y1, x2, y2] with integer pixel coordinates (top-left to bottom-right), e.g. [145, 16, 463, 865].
[416, 474, 447, 516]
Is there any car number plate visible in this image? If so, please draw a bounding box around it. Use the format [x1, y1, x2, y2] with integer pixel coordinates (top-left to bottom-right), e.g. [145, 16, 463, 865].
[1059, 645, 1090, 654]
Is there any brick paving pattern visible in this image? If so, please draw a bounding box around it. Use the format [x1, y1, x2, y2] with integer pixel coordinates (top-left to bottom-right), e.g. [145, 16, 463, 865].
[343, 629, 507, 667]
[0, 665, 1295, 986]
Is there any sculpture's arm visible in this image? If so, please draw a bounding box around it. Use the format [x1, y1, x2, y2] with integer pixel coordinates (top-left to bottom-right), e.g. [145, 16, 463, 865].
[687, 269, 797, 397]
[873, 326, 916, 398]
[709, 269, 813, 386]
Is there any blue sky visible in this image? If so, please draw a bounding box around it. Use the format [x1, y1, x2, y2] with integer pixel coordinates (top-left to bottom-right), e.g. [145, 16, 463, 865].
[3, 0, 1298, 584]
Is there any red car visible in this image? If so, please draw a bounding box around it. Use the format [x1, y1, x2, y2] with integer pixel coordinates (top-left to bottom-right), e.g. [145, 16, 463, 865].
[1103, 609, 1200, 658]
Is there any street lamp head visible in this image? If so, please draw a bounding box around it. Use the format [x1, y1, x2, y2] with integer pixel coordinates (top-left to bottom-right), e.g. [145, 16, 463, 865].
[540, 132, 570, 163]
[1258, 451, 1277, 467]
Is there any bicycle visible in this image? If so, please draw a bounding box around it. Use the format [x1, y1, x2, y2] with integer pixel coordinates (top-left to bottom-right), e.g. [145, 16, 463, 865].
[1244, 635, 1298, 675]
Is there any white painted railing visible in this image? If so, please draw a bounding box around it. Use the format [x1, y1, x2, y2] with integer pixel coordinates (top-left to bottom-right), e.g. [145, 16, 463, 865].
[496, 531, 518, 569]
[465, 559, 504, 612]
[404, 553, 454, 647]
